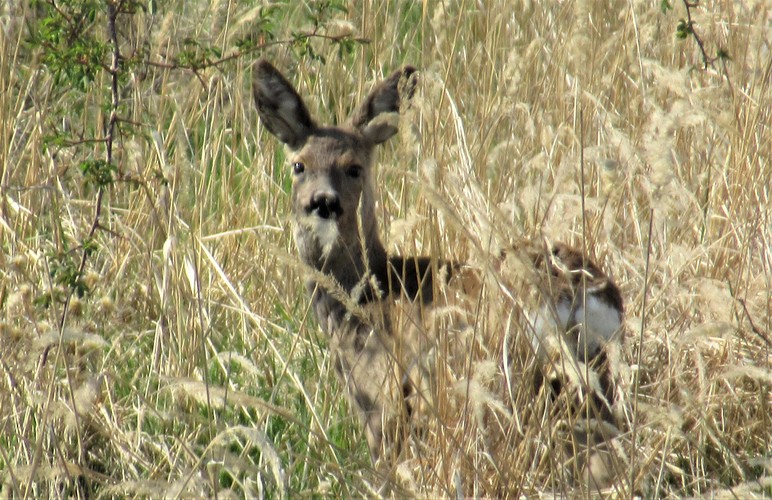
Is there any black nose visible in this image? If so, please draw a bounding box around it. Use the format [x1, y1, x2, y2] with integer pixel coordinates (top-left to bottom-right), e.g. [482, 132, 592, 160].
[307, 192, 342, 219]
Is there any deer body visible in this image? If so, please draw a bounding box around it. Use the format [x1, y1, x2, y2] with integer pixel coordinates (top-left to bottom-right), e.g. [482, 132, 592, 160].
[254, 60, 433, 458]
[253, 59, 626, 487]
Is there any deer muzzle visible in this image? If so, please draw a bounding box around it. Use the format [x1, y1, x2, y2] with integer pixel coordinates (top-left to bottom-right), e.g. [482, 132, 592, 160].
[306, 191, 343, 220]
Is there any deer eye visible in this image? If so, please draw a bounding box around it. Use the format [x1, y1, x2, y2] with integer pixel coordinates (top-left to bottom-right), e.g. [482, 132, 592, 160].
[346, 165, 363, 179]
[292, 162, 305, 175]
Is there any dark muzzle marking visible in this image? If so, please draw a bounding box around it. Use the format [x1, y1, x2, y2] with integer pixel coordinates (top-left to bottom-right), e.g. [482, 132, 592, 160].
[307, 192, 343, 219]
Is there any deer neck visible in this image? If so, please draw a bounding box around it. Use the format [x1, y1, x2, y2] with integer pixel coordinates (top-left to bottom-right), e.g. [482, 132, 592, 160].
[309, 242, 389, 339]
[295, 217, 389, 332]
[321, 226, 387, 295]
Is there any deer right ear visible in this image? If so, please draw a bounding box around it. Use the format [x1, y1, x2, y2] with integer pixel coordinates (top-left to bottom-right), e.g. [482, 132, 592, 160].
[350, 66, 417, 144]
[253, 59, 315, 149]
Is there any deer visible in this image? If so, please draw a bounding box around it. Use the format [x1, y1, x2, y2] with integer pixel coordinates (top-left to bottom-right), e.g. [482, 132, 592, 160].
[252, 59, 627, 490]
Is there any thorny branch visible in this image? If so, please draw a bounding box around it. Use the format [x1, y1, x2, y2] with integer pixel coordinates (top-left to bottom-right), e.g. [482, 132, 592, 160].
[32, 2, 125, 494]
[679, 0, 729, 71]
[145, 32, 369, 88]
[55, 1, 122, 334]
[682, 1, 710, 69]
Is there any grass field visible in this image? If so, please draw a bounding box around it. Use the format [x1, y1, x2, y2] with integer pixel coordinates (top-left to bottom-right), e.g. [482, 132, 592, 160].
[1, 0, 770, 497]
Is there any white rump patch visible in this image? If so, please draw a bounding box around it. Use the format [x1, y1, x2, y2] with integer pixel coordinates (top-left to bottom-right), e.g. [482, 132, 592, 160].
[575, 294, 623, 346]
[532, 294, 622, 360]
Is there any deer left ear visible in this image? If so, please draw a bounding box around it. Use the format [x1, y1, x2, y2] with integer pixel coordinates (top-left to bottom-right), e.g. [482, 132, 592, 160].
[350, 66, 417, 143]
[253, 59, 316, 150]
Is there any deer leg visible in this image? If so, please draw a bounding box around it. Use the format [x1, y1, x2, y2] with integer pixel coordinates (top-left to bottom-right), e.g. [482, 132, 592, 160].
[331, 320, 408, 464]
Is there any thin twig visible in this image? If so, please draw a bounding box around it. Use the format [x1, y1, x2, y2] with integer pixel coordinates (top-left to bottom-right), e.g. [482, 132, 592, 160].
[737, 296, 771, 347]
[631, 209, 654, 493]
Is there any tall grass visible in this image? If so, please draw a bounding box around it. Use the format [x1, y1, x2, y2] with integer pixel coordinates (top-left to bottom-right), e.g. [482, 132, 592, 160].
[1, 0, 769, 497]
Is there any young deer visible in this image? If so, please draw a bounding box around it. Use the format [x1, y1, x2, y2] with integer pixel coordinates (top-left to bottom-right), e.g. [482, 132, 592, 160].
[252, 59, 626, 487]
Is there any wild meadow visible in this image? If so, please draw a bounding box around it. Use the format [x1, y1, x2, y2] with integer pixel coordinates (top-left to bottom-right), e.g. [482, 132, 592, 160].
[1, 0, 769, 497]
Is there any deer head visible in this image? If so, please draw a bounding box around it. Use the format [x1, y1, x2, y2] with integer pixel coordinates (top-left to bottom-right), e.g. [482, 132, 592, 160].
[253, 60, 417, 294]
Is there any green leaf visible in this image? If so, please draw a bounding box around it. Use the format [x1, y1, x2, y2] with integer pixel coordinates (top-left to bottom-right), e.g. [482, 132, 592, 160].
[676, 19, 691, 40]
[79, 159, 116, 188]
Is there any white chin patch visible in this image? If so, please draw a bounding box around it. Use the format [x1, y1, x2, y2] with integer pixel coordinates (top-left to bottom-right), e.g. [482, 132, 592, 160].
[311, 219, 340, 257]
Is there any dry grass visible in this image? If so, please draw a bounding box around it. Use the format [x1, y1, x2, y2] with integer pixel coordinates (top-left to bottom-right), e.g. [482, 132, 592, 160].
[1, 0, 770, 497]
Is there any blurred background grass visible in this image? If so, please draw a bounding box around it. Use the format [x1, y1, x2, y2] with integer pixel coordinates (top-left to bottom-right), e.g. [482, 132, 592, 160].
[1, 0, 769, 497]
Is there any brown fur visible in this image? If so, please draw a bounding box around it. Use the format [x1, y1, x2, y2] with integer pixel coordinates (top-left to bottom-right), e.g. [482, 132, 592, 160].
[252, 60, 627, 486]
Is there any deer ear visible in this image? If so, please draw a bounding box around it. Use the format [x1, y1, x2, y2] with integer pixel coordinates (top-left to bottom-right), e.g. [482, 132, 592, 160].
[361, 113, 401, 144]
[350, 66, 417, 144]
[253, 59, 315, 149]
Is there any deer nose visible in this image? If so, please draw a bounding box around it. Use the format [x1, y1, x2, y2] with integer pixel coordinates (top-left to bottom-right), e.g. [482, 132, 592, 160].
[306, 192, 342, 219]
